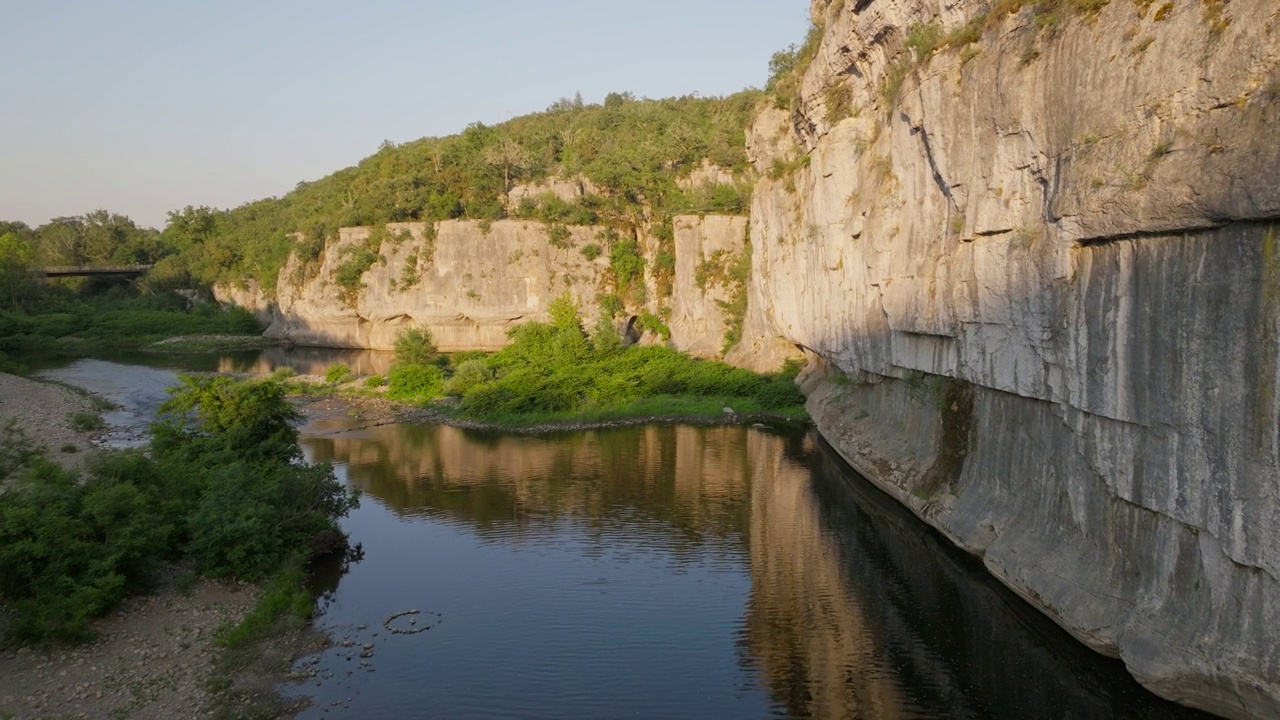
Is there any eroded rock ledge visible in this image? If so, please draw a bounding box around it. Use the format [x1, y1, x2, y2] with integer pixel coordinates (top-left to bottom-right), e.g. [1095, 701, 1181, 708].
[734, 1, 1280, 717]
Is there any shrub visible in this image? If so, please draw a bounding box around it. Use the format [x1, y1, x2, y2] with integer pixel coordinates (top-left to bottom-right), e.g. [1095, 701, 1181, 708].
[393, 327, 438, 367]
[363, 374, 385, 388]
[157, 375, 302, 464]
[69, 411, 104, 432]
[443, 359, 493, 396]
[388, 364, 445, 401]
[0, 376, 360, 645]
[325, 363, 354, 384]
[333, 245, 379, 306]
[757, 378, 806, 409]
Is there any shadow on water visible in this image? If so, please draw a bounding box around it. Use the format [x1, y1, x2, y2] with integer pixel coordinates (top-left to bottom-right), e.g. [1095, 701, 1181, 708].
[750, 432, 1215, 719]
[289, 419, 1212, 720]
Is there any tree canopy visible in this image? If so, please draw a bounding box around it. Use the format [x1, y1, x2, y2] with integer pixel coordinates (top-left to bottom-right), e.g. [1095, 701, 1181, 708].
[154, 90, 764, 290]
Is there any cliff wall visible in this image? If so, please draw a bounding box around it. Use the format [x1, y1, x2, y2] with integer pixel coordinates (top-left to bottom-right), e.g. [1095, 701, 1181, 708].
[217, 215, 752, 356]
[733, 0, 1280, 717]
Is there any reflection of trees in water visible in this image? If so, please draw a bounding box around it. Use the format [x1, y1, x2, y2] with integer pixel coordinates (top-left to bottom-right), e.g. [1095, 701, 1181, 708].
[304, 423, 777, 552]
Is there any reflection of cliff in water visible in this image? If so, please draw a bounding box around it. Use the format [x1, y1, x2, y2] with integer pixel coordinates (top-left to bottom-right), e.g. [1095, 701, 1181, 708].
[745, 432, 913, 718]
[217, 346, 395, 376]
[302, 420, 1213, 719]
[742, 432, 1212, 719]
[305, 423, 763, 550]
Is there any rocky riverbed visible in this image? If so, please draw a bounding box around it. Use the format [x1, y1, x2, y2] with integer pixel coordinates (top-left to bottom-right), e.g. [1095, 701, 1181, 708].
[0, 371, 318, 720]
[0, 578, 256, 720]
[0, 371, 104, 473]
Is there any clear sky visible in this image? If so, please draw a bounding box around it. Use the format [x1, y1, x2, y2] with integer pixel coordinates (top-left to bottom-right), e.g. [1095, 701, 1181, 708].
[0, 1, 810, 230]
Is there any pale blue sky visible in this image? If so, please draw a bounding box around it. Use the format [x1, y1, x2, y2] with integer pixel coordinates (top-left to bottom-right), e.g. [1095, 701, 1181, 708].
[0, 1, 809, 229]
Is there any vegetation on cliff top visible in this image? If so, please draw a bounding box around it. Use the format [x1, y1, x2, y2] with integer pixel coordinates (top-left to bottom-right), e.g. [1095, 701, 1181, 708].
[148, 91, 763, 291]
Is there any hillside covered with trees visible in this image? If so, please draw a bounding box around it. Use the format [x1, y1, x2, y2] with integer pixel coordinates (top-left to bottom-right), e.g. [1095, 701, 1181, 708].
[152, 90, 764, 292]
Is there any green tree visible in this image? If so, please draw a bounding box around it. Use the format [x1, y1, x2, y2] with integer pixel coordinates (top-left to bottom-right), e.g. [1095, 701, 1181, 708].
[156, 375, 301, 464]
[0, 231, 37, 308]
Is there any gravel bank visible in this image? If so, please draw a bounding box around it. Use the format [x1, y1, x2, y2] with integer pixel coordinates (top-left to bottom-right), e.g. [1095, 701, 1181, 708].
[0, 371, 103, 472]
[0, 579, 256, 720]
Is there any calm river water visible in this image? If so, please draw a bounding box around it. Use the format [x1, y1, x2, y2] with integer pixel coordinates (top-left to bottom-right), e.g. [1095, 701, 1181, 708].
[32, 353, 1213, 720]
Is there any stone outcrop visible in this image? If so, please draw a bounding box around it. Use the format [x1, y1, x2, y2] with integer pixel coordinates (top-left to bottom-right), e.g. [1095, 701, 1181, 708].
[217, 216, 754, 357]
[667, 215, 749, 358]
[732, 1, 1280, 717]
[506, 175, 599, 208]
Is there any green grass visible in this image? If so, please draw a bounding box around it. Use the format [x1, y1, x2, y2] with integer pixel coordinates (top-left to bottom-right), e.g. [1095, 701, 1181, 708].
[0, 291, 263, 354]
[68, 411, 104, 432]
[464, 394, 809, 428]
[215, 559, 312, 650]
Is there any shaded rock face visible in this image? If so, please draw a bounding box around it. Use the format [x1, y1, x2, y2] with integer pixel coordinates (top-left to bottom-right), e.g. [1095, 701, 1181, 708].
[216, 216, 753, 357]
[667, 215, 749, 358]
[737, 1, 1280, 718]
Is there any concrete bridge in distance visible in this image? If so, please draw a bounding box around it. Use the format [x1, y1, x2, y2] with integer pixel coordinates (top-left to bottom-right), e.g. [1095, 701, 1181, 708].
[39, 264, 152, 278]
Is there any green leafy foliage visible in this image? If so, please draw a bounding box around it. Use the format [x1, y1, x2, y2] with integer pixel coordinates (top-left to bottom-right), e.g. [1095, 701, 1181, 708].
[443, 358, 493, 396]
[767, 23, 824, 110]
[387, 364, 445, 401]
[333, 245, 379, 306]
[0, 379, 358, 642]
[156, 376, 301, 464]
[0, 231, 38, 310]
[149, 91, 761, 290]
[452, 305, 804, 421]
[68, 411, 104, 432]
[325, 363, 354, 384]
[393, 327, 438, 367]
[0, 289, 262, 354]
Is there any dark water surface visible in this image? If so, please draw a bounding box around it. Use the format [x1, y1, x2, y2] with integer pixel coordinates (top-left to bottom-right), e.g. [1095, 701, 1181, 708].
[27, 352, 1213, 719]
[291, 421, 1211, 720]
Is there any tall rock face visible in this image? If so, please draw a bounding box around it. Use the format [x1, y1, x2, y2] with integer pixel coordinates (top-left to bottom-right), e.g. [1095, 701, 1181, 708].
[736, 0, 1280, 717]
[220, 221, 611, 351]
[216, 215, 753, 355]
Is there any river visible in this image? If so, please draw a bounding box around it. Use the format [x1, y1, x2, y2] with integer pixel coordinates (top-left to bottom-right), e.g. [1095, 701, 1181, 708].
[32, 352, 1214, 720]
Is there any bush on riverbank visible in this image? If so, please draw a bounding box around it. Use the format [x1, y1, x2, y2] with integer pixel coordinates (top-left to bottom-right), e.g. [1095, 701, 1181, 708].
[0, 377, 358, 643]
[397, 299, 809, 421]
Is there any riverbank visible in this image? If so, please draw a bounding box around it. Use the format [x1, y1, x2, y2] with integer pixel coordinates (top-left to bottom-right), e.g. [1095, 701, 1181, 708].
[0, 372, 104, 474]
[0, 574, 258, 720]
[0, 370, 335, 720]
[290, 379, 811, 438]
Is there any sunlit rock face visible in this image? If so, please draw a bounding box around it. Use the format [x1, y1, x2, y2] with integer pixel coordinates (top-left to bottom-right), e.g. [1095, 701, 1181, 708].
[735, 1, 1280, 717]
[216, 214, 752, 359]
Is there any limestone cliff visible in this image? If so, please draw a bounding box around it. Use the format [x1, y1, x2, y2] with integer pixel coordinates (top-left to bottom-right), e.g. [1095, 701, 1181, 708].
[733, 0, 1280, 717]
[217, 215, 753, 356]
